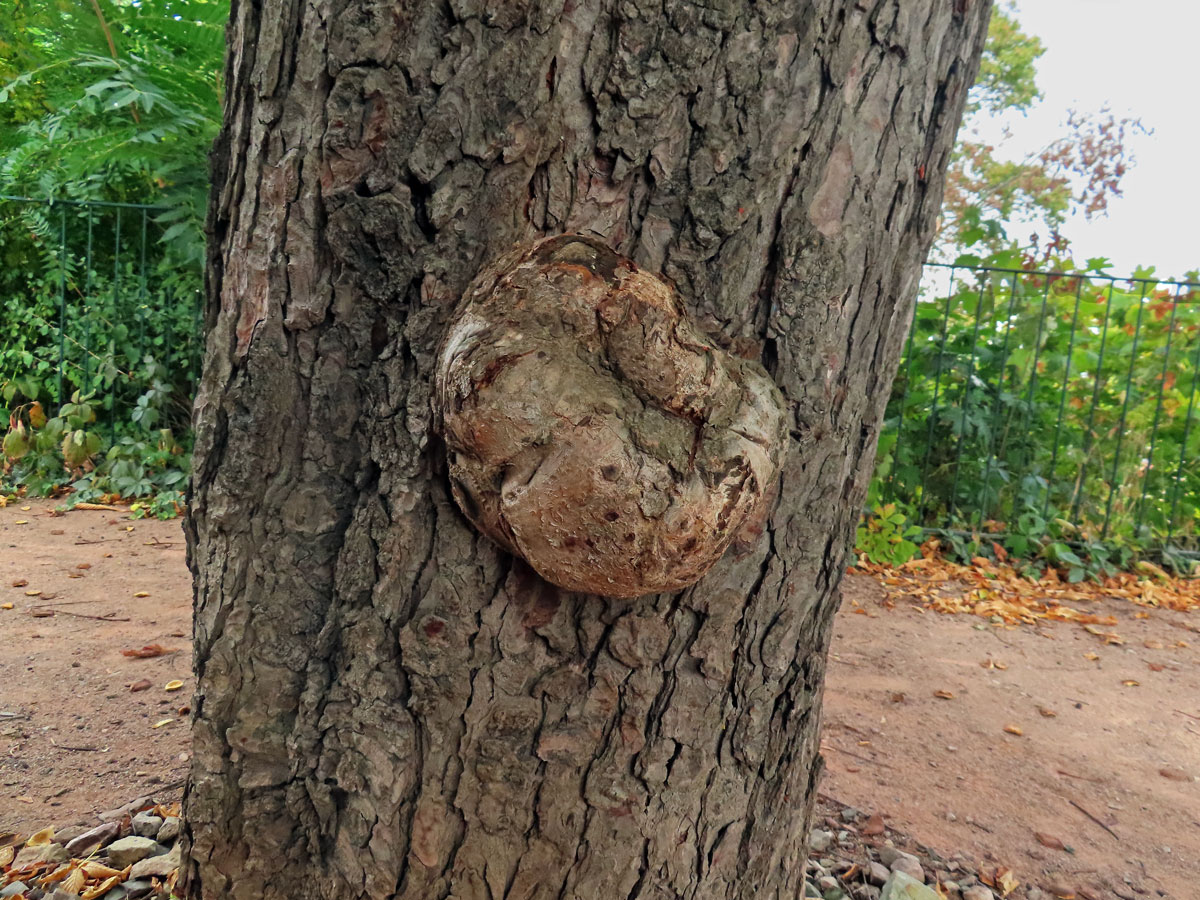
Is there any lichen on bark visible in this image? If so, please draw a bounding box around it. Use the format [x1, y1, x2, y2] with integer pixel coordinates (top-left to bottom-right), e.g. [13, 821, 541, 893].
[435, 234, 788, 597]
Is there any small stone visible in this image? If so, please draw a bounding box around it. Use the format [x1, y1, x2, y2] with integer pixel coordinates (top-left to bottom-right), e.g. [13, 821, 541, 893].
[52, 824, 89, 844]
[1025, 891, 1047, 900]
[1, 883, 29, 899]
[890, 855, 925, 883]
[868, 862, 891, 886]
[810, 829, 835, 853]
[157, 816, 181, 844]
[841, 807, 860, 823]
[878, 847, 916, 868]
[65, 821, 120, 856]
[881, 871, 939, 900]
[98, 796, 155, 823]
[852, 887, 881, 900]
[806, 880, 823, 899]
[131, 812, 163, 838]
[129, 841, 181, 880]
[105, 835, 163, 868]
[122, 881, 155, 900]
[943, 882, 959, 893]
[962, 888, 994, 900]
[818, 875, 839, 892]
[13, 842, 68, 869]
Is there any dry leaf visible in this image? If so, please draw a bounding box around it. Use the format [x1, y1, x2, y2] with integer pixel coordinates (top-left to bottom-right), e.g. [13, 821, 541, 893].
[76, 563, 91, 570]
[164, 680, 184, 692]
[0, 603, 12, 611]
[860, 813, 885, 835]
[24, 589, 40, 596]
[934, 690, 955, 700]
[1159, 766, 1194, 782]
[129, 679, 153, 693]
[1035, 831, 1065, 850]
[80, 862, 122, 878]
[63, 867, 87, 895]
[1049, 885, 1075, 900]
[152, 718, 173, 728]
[120, 644, 173, 659]
[1121, 680, 1140, 687]
[81, 874, 122, 899]
[890, 692, 906, 703]
[10, 579, 27, 587]
[132, 591, 150, 598]
[1083, 652, 1100, 661]
[13, 519, 27, 525]
[26, 827, 54, 846]
[995, 868, 1019, 897]
[1144, 639, 1164, 649]
[1148, 662, 1165, 672]
[1003, 724, 1024, 736]
[1077, 889, 1101, 900]
[1037, 706, 1058, 718]
[0, 845, 14, 867]
[39, 862, 75, 885]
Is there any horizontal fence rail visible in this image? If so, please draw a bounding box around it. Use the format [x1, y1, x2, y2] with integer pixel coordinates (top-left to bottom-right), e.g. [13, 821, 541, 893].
[882, 263, 1200, 554]
[0, 196, 203, 437]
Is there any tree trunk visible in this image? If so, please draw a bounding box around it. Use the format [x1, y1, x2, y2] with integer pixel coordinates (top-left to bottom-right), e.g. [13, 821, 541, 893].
[184, 2, 990, 898]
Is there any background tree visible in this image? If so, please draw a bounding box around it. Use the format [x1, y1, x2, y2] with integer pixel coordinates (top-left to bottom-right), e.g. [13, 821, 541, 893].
[184, 1, 988, 898]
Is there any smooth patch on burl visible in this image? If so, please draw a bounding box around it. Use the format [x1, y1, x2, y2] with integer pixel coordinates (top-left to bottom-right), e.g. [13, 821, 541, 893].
[434, 234, 788, 597]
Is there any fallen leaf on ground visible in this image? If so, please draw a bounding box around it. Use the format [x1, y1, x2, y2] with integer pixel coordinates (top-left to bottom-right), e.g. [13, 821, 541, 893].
[1148, 662, 1165, 672]
[133, 590, 150, 597]
[996, 868, 1019, 896]
[82, 874, 122, 899]
[0, 845, 13, 867]
[860, 813, 885, 835]
[1083, 652, 1100, 661]
[129, 679, 153, 693]
[934, 690, 955, 699]
[11, 579, 27, 587]
[76, 563, 91, 570]
[1159, 767, 1193, 782]
[121, 644, 173, 659]
[890, 692, 906, 703]
[1035, 832, 1065, 850]
[1121, 680, 1140, 687]
[24, 589, 40, 596]
[62, 867, 86, 895]
[14, 519, 27, 524]
[0, 603, 12, 611]
[80, 862, 122, 879]
[152, 718, 173, 728]
[1003, 724, 1024, 736]
[1143, 639, 1164, 649]
[1049, 883, 1076, 900]
[165, 680, 184, 692]
[1037, 706, 1058, 717]
[26, 826, 54, 846]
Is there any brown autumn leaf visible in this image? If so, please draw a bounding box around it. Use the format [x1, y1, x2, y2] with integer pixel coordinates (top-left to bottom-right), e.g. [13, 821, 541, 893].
[1034, 832, 1065, 850]
[1037, 706, 1058, 718]
[1148, 662, 1165, 672]
[934, 690, 955, 700]
[1159, 766, 1194, 782]
[860, 813, 885, 836]
[0, 844, 14, 867]
[133, 591, 150, 598]
[1077, 889, 1101, 900]
[26, 826, 54, 846]
[0, 603, 12, 611]
[996, 868, 1019, 897]
[1122, 680, 1140, 687]
[1143, 639, 1164, 649]
[120, 644, 173, 659]
[62, 867, 86, 896]
[129, 679, 153, 693]
[81, 874, 122, 900]
[39, 862, 76, 885]
[11, 579, 27, 587]
[1003, 724, 1024, 736]
[1083, 652, 1100, 661]
[80, 862, 123, 879]
[1049, 883, 1076, 900]
[890, 692, 906, 703]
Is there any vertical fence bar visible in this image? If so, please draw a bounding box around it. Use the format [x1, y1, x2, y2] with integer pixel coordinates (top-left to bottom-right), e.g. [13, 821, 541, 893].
[57, 207, 67, 407]
[138, 208, 148, 366]
[915, 268, 957, 526]
[1101, 281, 1149, 540]
[1166, 314, 1200, 545]
[978, 271, 1020, 525]
[1042, 276, 1087, 521]
[1016, 273, 1054, 479]
[947, 272, 988, 523]
[1069, 279, 1117, 526]
[1135, 284, 1183, 534]
[885, 300, 920, 502]
[110, 208, 121, 442]
[83, 208, 94, 394]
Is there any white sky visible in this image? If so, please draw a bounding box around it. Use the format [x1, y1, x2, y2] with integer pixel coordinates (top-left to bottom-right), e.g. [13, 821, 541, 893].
[980, 1, 1199, 280]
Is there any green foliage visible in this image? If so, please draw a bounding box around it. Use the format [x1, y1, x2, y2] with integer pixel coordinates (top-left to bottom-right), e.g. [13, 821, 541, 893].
[855, 503, 923, 567]
[969, 3, 1044, 116]
[862, 260, 1200, 576]
[0, 0, 226, 260]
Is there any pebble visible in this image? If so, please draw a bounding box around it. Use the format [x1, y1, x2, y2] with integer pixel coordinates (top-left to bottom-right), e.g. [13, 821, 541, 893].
[132, 812, 163, 838]
[881, 871, 939, 900]
[157, 815, 181, 844]
[65, 821, 120, 856]
[98, 796, 155, 823]
[105, 835, 163, 868]
[129, 841, 181, 880]
[878, 847, 916, 868]
[52, 824, 89, 844]
[805, 880, 823, 898]
[810, 829, 835, 853]
[962, 887, 994, 900]
[123, 880, 156, 900]
[889, 854, 925, 883]
[868, 862, 891, 885]
[13, 842, 67, 869]
[851, 887, 880, 900]
[841, 807, 860, 823]
[818, 875, 839, 892]
[1, 883, 29, 899]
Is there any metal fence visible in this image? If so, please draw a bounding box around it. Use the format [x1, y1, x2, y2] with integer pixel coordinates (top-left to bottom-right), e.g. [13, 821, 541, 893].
[0, 195, 203, 434]
[881, 263, 1200, 552]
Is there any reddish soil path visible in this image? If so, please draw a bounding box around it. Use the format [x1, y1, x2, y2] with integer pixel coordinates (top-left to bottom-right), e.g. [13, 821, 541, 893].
[1, 500, 1197, 897]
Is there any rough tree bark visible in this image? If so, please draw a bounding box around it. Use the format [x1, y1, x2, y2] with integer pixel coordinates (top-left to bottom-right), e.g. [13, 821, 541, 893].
[184, 2, 990, 898]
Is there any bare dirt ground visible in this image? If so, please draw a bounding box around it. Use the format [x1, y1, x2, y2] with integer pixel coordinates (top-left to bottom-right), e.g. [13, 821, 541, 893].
[1, 499, 1197, 897]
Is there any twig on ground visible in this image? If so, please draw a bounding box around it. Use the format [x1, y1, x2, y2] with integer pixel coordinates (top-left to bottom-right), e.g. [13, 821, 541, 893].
[1174, 709, 1200, 721]
[74, 538, 120, 545]
[30, 608, 130, 622]
[822, 744, 895, 769]
[1056, 769, 1103, 783]
[1069, 798, 1120, 841]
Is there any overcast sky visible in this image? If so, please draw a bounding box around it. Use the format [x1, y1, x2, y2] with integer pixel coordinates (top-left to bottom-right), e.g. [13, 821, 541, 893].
[982, 1, 1198, 280]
